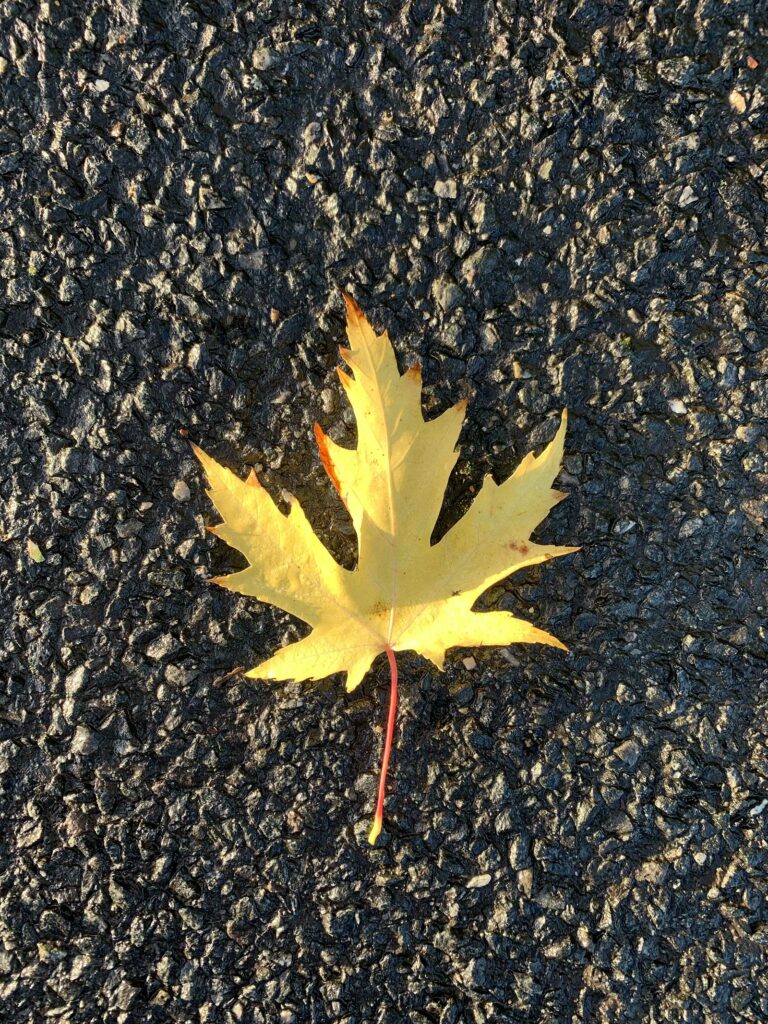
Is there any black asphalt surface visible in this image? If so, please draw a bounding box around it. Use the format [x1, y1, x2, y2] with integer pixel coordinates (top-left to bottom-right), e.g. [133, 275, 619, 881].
[1, 2, 767, 1022]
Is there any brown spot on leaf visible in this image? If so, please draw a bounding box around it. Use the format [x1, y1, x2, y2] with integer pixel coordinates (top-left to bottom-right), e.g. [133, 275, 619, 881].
[507, 541, 530, 555]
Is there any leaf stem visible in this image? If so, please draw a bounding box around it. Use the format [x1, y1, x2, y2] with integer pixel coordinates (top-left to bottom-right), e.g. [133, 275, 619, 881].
[368, 646, 398, 845]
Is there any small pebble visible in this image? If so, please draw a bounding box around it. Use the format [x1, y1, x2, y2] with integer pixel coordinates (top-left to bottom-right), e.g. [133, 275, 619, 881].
[173, 480, 191, 501]
[613, 738, 641, 767]
[434, 179, 457, 199]
[466, 873, 491, 889]
[678, 185, 697, 207]
[72, 725, 98, 755]
[728, 90, 747, 114]
[462, 656, 477, 670]
[668, 398, 687, 415]
[27, 539, 45, 563]
[252, 48, 276, 71]
[613, 519, 636, 535]
[93, 79, 110, 92]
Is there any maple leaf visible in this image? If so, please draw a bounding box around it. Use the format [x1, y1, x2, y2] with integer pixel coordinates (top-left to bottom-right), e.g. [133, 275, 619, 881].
[192, 294, 577, 843]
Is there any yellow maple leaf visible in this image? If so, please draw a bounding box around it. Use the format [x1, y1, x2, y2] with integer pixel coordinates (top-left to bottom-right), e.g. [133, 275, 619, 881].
[193, 294, 577, 843]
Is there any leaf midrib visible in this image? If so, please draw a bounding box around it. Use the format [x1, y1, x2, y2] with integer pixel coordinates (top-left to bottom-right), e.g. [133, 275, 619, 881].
[354, 338, 399, 646]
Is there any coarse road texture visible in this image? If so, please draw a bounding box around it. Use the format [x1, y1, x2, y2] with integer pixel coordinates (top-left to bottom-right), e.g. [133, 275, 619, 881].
[1, 2, 767, 1023]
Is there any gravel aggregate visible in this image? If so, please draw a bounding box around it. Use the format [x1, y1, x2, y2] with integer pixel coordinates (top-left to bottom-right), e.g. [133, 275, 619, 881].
[1, 2, 767, 1022]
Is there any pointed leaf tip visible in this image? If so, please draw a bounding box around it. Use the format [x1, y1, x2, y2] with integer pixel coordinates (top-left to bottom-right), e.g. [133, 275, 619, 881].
[314, 422, 343, 497]
[336, 365, 353, 389]
[190, 442, 219, 481]
[342, 291, 365, 322]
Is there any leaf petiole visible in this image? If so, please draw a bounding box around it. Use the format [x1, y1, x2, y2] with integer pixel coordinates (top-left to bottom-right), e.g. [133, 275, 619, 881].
[368, 646, 398, 845]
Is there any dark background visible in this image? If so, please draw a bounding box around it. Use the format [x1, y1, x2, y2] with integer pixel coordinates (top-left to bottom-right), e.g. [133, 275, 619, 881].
[1, 1, 767, 1021]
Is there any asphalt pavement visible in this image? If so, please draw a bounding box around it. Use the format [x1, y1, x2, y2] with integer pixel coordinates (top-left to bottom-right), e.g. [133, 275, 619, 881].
[1, 2, 766, 1022]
